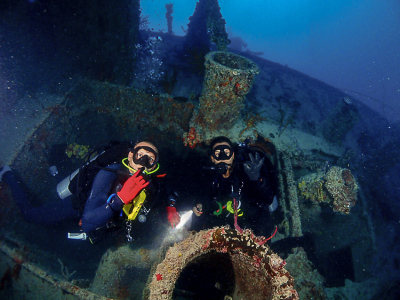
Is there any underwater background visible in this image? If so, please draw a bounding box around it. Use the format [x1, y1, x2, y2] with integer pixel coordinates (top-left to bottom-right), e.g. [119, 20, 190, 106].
[1, 0, 400, 299]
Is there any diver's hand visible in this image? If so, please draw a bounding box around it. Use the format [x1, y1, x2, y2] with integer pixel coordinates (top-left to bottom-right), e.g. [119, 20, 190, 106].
[243, 152, 264, 181]
[192, 203, 203, 217]
[167, 206, 180, 228]
[117, 170, 149, 204]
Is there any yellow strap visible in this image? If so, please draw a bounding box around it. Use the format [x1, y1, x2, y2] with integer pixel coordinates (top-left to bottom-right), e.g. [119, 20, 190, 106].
[122, 190, 147, 220]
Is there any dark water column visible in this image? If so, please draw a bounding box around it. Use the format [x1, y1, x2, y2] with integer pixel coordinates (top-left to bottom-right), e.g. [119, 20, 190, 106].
[28, 0, 141, 84]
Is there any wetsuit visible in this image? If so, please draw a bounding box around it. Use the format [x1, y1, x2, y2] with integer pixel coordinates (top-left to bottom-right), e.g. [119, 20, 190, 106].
[192, 147, 276, 233]
[5, 143, 161, 237]
[81, 163, 160, 235]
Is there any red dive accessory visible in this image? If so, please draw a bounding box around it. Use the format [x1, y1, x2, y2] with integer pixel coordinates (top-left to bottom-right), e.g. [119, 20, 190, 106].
[167, 206, 180, 228]
[117, 169, 149, 204]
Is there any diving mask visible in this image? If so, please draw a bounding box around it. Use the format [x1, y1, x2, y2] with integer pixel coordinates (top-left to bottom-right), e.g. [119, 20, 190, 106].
[132, 146, 159, 169]
[212, 145, 233, 161]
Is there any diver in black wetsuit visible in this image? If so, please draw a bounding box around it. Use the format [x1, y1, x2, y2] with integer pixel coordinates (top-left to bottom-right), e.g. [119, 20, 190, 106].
[0, 141, 181, 243]
[191, 136, 279, 234]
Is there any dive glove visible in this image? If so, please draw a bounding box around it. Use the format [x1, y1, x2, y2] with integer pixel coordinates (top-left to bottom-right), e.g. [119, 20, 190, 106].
[117, 170, 149, 204]
[243, 152, 265, 181]
[167, 207, 180, 228]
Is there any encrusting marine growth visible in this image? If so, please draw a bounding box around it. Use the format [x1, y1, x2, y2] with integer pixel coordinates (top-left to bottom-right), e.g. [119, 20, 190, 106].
[146, 226, 299, 300]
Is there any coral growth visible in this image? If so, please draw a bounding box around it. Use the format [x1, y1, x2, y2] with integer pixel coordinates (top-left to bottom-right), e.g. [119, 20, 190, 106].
[324, 166, 358, 214]
[192, 51, 259, 138]
[65, 143, 90, 159]
[182, 127, 202, 148]
[297, 172, 327, 204]
[297, 166, 358, 214]
[147, 226, 298, 300]
[285, 248, 327, 300]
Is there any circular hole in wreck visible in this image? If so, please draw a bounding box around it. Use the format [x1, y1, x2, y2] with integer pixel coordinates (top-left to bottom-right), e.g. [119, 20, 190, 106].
[174, 252, 235, 300]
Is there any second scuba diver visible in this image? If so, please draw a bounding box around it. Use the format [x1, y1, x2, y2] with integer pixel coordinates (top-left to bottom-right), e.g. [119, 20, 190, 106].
[191, 136, 278, 235]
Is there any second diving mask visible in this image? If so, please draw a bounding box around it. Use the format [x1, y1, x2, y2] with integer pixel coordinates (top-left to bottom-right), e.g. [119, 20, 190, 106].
[212, 145, 233, 161]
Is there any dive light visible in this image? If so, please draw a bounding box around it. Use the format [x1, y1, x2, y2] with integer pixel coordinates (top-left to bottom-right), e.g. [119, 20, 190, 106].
[175, 210, 193, 230]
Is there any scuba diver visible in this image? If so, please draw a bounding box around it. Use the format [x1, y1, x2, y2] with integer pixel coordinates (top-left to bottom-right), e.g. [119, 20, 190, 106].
[0, 141, 181, 243]
[191, 136, 279, 235]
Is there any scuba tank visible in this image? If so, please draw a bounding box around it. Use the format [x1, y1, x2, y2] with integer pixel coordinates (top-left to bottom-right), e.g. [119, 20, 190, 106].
[56, 152, 103, 200]
[56, 141, 134, 210]
[57, 168, 80, 200]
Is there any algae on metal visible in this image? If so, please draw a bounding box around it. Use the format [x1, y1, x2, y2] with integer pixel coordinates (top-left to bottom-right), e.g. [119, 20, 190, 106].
[188, 51, 259, 142]
[145, 227, 298, 300]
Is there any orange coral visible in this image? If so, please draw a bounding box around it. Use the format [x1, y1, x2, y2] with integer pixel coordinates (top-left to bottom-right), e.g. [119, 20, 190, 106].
[182, 127, 202, 148]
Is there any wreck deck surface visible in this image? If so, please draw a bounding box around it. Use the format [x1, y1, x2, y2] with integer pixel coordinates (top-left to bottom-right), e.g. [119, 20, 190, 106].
[0, 52, 391, 299]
